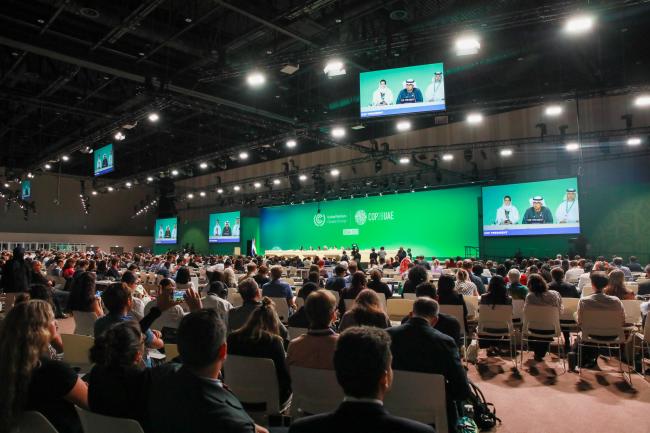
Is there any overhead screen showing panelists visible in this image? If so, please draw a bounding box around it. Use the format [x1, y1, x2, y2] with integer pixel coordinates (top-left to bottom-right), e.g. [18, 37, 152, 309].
[359, 62, 445, 118]
[261, 186, 479, 258]
[209, 211, 241, 243]
[94, 143, 114, 176]
[482, 177, 580, 237]
[154, 217, 178, 244]
[21, 180, 31, 200]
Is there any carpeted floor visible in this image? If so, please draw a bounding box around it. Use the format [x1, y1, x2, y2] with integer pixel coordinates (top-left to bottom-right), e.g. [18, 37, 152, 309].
[59, 318, 650, 433]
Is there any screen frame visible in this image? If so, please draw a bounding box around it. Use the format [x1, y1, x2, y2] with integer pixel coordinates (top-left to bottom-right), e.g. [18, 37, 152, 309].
[208, 211, 241, 244]
[154, 217, 178, 245]
[94, 143, 115, 176]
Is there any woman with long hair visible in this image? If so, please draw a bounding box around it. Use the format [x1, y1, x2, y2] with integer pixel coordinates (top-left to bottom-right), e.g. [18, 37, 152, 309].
[524, 274, 562, 361]
[339, 289, 390, 332]
[338, 271, 367, 315]
[605, 269, 635, 300]
[402, 265, 428, 296]
[68, 271, 103, 317]
[480, 275, 512, 307]
[0, 300, 88, 433]
[455, 269, 478, 296]
[227, 297, 291, 407]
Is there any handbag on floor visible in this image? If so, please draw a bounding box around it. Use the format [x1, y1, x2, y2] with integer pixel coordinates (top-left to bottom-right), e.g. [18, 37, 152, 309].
[465, 380, 501, 431]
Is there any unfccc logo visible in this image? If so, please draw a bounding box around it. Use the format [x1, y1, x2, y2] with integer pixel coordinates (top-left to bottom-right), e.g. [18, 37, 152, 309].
[313, 213, 326, 227]
[354, 209, 367, 225]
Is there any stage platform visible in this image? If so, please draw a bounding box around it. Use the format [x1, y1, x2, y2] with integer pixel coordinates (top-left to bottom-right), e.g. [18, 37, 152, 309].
[264, 249, 399, 262]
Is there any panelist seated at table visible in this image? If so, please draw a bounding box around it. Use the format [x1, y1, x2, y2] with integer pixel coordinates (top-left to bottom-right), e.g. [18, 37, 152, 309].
[521, 196, 553, 224]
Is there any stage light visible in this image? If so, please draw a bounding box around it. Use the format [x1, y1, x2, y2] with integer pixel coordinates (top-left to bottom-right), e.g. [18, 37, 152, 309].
[500, 148, 514, 156]
[396, 120, 411, 131]
[635, 95, 650, 107]
[627, 137, 642, 146]
[233, 185, 241, 191]
[455, 35, 480, 55]
[199, 191, 206, 197]
[399, 157, 410, 164]
[199, 162, 208, 169]
[114, 131, 126, 141]
[565, 142, 580, 151]
[61, 155, 70, 162]
[286, 139, 297, 148]
[171, 169, 179, 176]
[125, 182, 132, 188]
[545, 105, 563, 116]
[254, 182, 262, 188]
[330, 168, 340, 176]
[3, 182, 9, 188]
[107, 186, 114, 192]
[146, 176, 154, 182]
[331, 127, 346, 138]
[299, 174, 307, 181]
[324, 59, 346, 77]
[565, 14, 594, 34]
[148, 113, 160, 122]
[273, 179, 281, 185]
[91, 191, 98, 196]
[466, 113, 483, 124]
[239, 151, 249, 160]
[246, 71, 266, 87]
[442, 153, 454, 161]
[44, 163, 51, 170]
[187, 193, 194, 199]
[27, 172, 34, 179]
[217, 188, 224, 194]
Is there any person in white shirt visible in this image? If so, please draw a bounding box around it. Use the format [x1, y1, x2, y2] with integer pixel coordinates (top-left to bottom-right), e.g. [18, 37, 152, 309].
[555, 188, 579, 223]
[371, 79, 394, 106]
[495, 195, 520, 225]
[144, 278, 186, 330]
[564, 260, 584, 284]
[201, 281, 232, 328]
[424, 71, 445, 103]
[232, 218, 241, 237]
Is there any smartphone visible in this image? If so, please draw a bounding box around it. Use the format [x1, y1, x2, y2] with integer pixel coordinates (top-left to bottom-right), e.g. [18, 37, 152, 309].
[95, 290, 103, 298]
[173, 290, 185, 302]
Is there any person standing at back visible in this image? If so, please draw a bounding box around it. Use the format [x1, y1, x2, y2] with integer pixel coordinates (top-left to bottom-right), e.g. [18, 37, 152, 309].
[288, 327, 434, 433]
[1, 246, 31, 293]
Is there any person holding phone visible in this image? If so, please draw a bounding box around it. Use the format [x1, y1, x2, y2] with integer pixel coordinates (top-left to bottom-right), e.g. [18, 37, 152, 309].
[143, 278, 186, 331]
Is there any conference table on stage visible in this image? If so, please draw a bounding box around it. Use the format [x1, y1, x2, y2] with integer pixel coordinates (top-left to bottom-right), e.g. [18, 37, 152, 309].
[264, 249, 399, 263]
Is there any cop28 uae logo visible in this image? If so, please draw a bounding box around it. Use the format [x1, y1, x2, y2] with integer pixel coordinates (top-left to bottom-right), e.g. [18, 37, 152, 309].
[354, 210, 367, 225]
[313, 213, 326, 227]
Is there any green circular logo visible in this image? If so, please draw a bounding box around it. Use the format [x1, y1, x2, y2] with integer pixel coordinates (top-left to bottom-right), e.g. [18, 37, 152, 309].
[313, 213, 326, 227]
[354, 210, 367, 225]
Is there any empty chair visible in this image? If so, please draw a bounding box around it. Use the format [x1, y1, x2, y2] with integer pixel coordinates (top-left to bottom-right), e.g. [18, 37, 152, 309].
[386, 299, 415, 321]
[521, 305, 565, 370]
[290, 366, 344, 419]
[384, 370, 448, 433]
[581, 284, 594, 298]
[476, 304, 516, 368]
[295, 296, 305, 309]
[577, 309, 629, 382]
[288, 327, 308, 340]
[462, 295, 479, 318]
[439, 304, 467, 344]
[72, 311, 98, 336]
[224, 355, 280, 426]
[164, 343, 180, 362]
[227, 292, 243, 308]
[621, 299, 642, 326]
[633, 316, 650, 377]
[376, 292, 387, 309]
[402, 293, 417, 300]
[76, 406, 144, 433]
[511, 299, 525, 324]
[61, 334, 94, 372]
[269, 297, 290, 322]
[15, 411, 59, 433]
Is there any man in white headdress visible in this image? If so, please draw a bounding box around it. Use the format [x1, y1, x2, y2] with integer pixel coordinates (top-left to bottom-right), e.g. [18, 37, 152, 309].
[371, 79, 394, 106]
[424, 71, 445, 103]
[495, 195, 520, 225]
[555, 188, 579, 223]
[522, 195, 553, 224]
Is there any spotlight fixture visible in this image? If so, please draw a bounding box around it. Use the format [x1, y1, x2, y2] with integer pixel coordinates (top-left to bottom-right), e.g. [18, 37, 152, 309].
[199, 191, 206, 197]
[246, 71, 266, 87]
[91, 191, 98, 196]
[455, 35, 480, 55]
[565, 14, 594, 34]
[239, 151, 249, 160]
[330, 168, 340, 176]
[442, 153, 454, 161]
[107, 186, 114, 192]
[146, 176, 154, 182]
[466, 113, 483, 124]
[114, 131, 126, 141]
[399, 157, 410, 164]
[500, 148, 514, 156]
[61, 155, 70, 162]
[286, 139, 297, 148]
[323, 59, 346, 77]
[331, 127, 346, 138]
[627, 137, 642, 146]
[298, 174, 307, 181]
[396, 120, 411, 131]
[199, 162, 208, 169]
[634, 95, 650, 107]
[187, 193, 194, 199]
[254, 182, 262, 188]
[217, 188, 224, 194]
[125, 182, 132, 188]
[171, 169, 179, 176]
[273, 179, 281, 185]
[3, 182, 9, 188]
[233, 185, 241, 191]
[545, 105, 563, 116]
[565, 142, 580, 151]
[44, 163, 52, 170]
[27, 172, 34, 179]
[148, 113, 160, 122]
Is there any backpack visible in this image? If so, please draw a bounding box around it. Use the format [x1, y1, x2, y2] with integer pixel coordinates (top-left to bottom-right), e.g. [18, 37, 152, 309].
[466, 380, 501, 430]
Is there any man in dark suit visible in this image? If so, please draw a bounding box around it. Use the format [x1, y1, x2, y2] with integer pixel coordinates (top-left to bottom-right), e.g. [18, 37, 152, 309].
[148, 309, 268, 433]
[388, 298, 471, 427]
[289, 327, 434, 433]
[228, 278, 288, 339]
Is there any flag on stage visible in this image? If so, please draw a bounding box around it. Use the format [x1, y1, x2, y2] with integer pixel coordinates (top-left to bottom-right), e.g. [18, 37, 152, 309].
[251, 237, 257, 256]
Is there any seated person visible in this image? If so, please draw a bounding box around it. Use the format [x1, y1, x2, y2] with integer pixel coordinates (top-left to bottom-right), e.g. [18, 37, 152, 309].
[478, 275, 513, 354]
[325, 265, 347, 292]
[338, 271, 367, 316]
[437, 274, 469, 330]
[367, 268, 393, 300]
[507, 268, 528, 300]
[288, 278, 320, 328]
[143, 278, 186, 331]
[262, 265, 296, 310]
[0, 300, 88, 433]
[287, 290, 338, 369]
[147, 310, 268, 433]
[338, 289, 390, 332]
[297, 271, 321, 298]
[201, 280, 233, 326]
[228, 278, 288, 340]
[523, 274, 563, 362]
[638, 265, 650, 296]
[387, 298, 471, 427]
[548, 268, 579, 298]
[67, 272, 104, 318]
[605, 269, 635, 300]
[121, 271, 147, 321]
[455, 269, 478, 296]
[227, 297, 291, 407]
[401, 265, 428, 296]
[253, 265, 271, 287]
[289, 327, 434, 433]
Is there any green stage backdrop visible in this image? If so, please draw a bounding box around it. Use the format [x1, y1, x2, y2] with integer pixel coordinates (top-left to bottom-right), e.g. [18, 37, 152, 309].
[260, 186, 480, 258]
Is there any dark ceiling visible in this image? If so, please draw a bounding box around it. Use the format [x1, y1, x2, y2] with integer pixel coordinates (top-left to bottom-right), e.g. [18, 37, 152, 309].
[1, 0, 649, 184]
